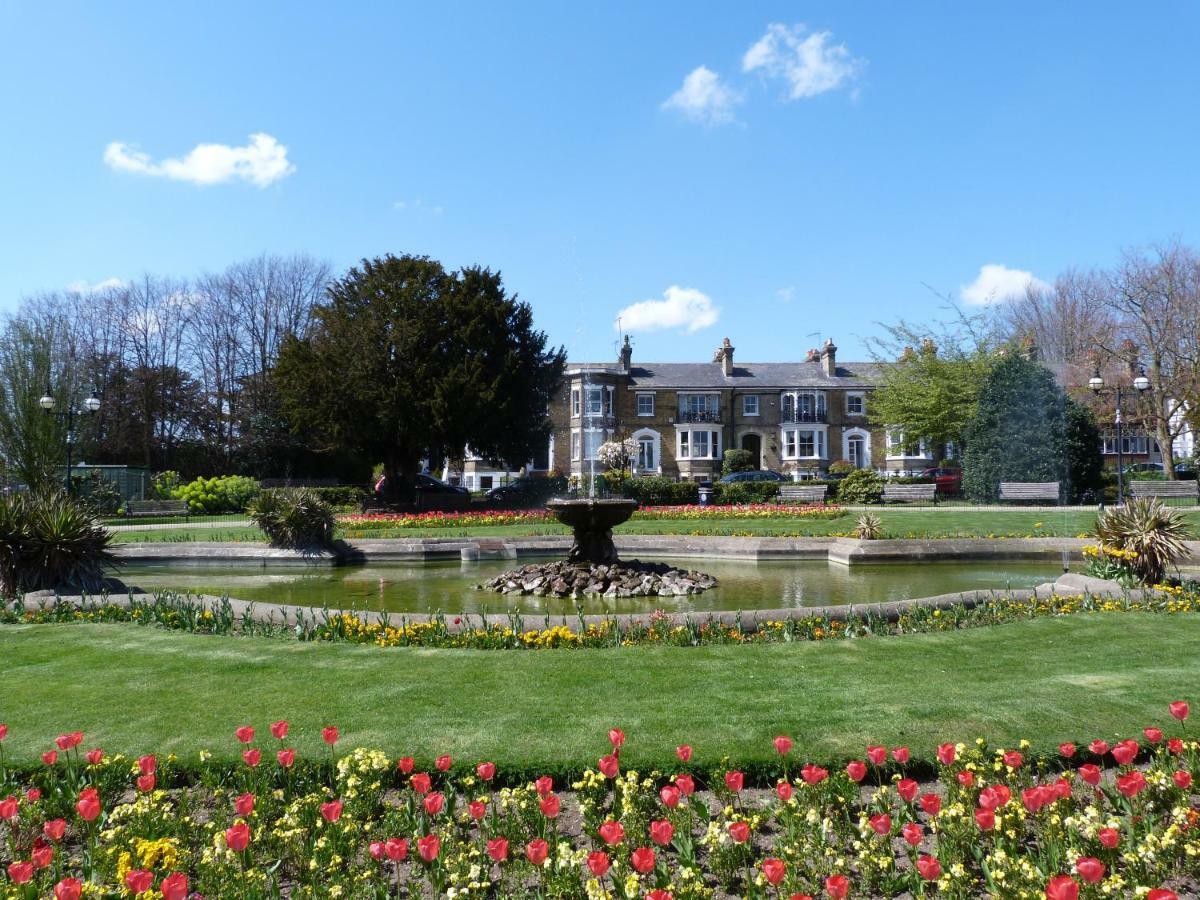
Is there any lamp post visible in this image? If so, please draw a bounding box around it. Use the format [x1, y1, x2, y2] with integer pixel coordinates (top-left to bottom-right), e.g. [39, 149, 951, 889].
[1089, 366, 1151, 505]
[39, 387, 101, 494]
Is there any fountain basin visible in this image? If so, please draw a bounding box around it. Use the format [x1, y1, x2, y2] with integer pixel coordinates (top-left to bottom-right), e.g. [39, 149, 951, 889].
[545, 498, 638, 565]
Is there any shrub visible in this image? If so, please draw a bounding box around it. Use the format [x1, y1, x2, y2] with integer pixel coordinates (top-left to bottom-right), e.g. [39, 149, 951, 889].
[620, 477, 699, 506]
[1064, 400, 1103, 502]
[272, 485, 369, 510]
[722, 449, 755, 475]
[0, 492, 116, 596]
[827, 460, 855, 477]
[151, 470, 182, 500]
[247, 489, 336, 548]
[72, 470, 122, 516]
[1093, 497, 1191, 584]
[854, 512, 883, 539]
[713, 481, 780, 505]
[172, 475, 261, 514]
[837, 469, 885, 504]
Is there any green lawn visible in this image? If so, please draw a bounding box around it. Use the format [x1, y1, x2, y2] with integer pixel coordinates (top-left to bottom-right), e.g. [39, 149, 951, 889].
[1, 615, 1195, 774]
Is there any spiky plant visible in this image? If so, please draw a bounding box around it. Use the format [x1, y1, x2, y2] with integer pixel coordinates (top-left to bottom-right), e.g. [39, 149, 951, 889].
[854, 512, 884, 540]
[1093, 497, 1192, 585]
[17, 492, 116, 593]
[248, 489, 336, 548]
[0, 493, 32, 597]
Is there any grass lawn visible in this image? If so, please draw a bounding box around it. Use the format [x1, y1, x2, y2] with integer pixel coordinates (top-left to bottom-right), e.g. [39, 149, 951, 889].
[2, 614, 1196, 774]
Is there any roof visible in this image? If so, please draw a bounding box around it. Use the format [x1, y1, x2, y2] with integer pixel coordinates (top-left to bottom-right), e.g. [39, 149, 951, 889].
[565, 360, 885, 389]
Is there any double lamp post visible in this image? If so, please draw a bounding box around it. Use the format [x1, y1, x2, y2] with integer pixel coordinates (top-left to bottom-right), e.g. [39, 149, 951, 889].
[1088, 365, 1150, 505]
[39, 387, 101, 494]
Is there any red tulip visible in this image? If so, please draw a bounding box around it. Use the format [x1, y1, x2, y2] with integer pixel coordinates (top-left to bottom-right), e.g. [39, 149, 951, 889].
[916, 854, 941, 881]
[423, 792, 445, 816]
[137, 754, 156, 775]
[276, 749, 295, 769]
[979, 784, 1011, 809]
[724, 770, 744, 793]
[535, 775, 554, 796]
[476, 761, 496, 781]
[587, 850, 611, 877]
[1144, 727, 1163, 744]
[631, 846, 656, 872]
[270, 719, 289, 740]
[1088, 739, 1109, 756]
[676, 744, 693, 762]
[937, 742, 956, 765]
[1078, 764, 1101, 786]
[1117, 771, 1147, 798]
[369, 841, 385, 861]
[0, 796, 15, 820]
[25, 789, 40, 804]
[137, 774, 155, 793]
[1169, 737, 1184, 754]
[728, 821, 750, 843]
[435, 754, 452, 772]
[957, 770, 975, 788]
[417, 833, 440, 863]
[242, 748, 261, 767]
[55, 732, 83, 751]
[539, 793, 560, 818]
[1111, 740, 1138, 766]
[125, 870, 154, 893]
[790, 894, 814, 900]
[526, 838, 550, 866]
[869, 813, 892, 835]
[599, 820, 625, 845]
[762, 857, 786, 885]
[599, 754, 619, 778]
[776, 780, 794, 801]
[801, 764, 828, 785]
[892, 746, 910, 764]
[608, 728, 625, 749]
[85, 749, 103, 765]
[646, 891, 673, 900]
[660, 784, 682, 808]
[1003, 750, 1024, 768]
[225, 821, 251, 852]
[866, 745, 886, 766]
[322, 726, 339, 746]
[774, 735, 793, 755]
[897, 778, 918, 802]
[1098, 827, 1120, 849]
[44, 819, 66, 841]
[1074, 857, 1105, 884]
[320, 800, 343, 822]
[397, 756, 414, 774]
[1170, 701, 1189, 721]
[825, 874, 850, 899]
[54, 878, 83, 900]
[235, 725, 255, 744]
[1174, 770, 1192, 790]
[32, 841, 53, 870]
[42, 750, 58, 766]
[1022, 786, 1051, 813]
[919, 792, 941, 816]
[7, 861, 32, 883]
[902, 822, 923, 847]
[1148, 890, 1179, 900]
[1045, 874, 1079, 900]
[675, 773, 695, 796]
[1058, 742, 1076, 758]
[469, 800, 487, 820]
[845, 760, 866, 782]
[487, 837, 508, 862]
[0, 724, 6, 741]
[160, 873, 189, 900]
[385, 837, 408, 861]
[650, 819, 674, 846]
[75, 787, 101, 822]
[411, 773, 431, 794]
[975, 807, 995, 830]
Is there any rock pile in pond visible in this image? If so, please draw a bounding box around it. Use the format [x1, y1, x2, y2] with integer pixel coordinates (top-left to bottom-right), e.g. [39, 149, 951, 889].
[477, 560, 717, 598]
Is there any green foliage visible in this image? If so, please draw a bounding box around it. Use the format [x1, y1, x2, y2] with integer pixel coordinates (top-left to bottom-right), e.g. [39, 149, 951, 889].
[0, 492, 116, 596]
[837, 469, 885, 504]
[151, 470, 182, 500]
[1093, 497, 1191, 585]
[827, 460, 855, 477]
[854, 512, 884, 539]
[72, 470, 122, 515]
[712, 481, 780, 505]
[247, 489, 336, 548]
[1064, 400, 1104, 502]
[962, 354, 1069, 503]
[721, 449, 755, 475]
[271, 485, 370, 510]
[620, 477, 699, 506]
[274, 254, 566, 502]
[172, 475, 261, 514]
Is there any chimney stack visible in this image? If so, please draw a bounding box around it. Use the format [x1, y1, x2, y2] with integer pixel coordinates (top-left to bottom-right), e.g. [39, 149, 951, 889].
[618, 334, 632, 372]
[715, 337, 734, 376]
[820, 338, 837, 377]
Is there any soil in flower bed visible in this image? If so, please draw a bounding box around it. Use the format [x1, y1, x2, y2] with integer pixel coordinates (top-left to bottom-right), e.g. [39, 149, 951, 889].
[476, 559, 718, 598]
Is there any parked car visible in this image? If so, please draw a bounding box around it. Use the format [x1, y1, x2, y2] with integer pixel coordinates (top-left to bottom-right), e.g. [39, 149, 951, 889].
[1175, 462, 1198, 480]
[484, 475, 567, 508]
[415, 474, 469, 495]
[1121, 462, 1165, 477]
[718, 470, 787, 484]
[918, 467, 962, 496]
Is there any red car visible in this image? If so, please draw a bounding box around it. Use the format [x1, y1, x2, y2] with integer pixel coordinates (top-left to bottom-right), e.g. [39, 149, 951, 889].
[920, 467, 962, 496]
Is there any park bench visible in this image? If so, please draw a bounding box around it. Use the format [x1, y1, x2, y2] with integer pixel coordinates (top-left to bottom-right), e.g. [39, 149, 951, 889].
[779, 484, 828, 504]
[1126, 481, 1200, 502]
[124, 499, 189, 519]
[881, 483, 938, 504]
[999, 481, 1060, 503]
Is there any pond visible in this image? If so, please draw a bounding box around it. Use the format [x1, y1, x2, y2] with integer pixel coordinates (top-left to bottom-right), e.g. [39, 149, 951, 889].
[117, 557, 1065, 616]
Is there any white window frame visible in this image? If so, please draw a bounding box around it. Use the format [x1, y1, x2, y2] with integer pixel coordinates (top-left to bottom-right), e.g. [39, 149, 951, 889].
[886, 429, 931, 460]
[632, 428, 661, 473]
[780, 426, 827, 460]
[1102, 433, 1150, 455]
[677, 393, 719, 417]
[742, 395, 759, 417]
[781, 391, 827, 421]
[846, 392, 865, 416]
[637, 393, 655, 417]
[583, 386, 604, 416]
[570, 431, 581, 460]
[676, 427, 722, 460]
[570, 388, 580, 418]
[581, 428, 612, 461]
[842, 427, 871, 469]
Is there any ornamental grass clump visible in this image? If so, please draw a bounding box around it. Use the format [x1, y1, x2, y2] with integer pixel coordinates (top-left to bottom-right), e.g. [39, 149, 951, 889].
[247, 489, 335, 548]
[0, 492, 115, 597]
[1093, 497, 1191, 584]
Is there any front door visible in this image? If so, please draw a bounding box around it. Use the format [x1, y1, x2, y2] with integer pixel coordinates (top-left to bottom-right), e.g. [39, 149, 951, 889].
[741, 433, 762, 468]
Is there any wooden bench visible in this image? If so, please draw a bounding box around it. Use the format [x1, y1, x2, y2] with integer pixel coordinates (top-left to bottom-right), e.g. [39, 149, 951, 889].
[999, 481, 1060, 503]
[1127, 480, 1200, 502]
[124, 500, 189, 519]
[882, 483, 938, 503]
[779, 485, 828, 504]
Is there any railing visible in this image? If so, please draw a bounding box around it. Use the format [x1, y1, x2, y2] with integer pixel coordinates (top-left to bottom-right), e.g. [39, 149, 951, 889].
[677, 410, 722, 424]
[780, 410, 827, 424]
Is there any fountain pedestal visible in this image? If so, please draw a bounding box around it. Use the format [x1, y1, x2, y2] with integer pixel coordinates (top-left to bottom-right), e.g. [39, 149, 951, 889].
[545, 498, 638, 565]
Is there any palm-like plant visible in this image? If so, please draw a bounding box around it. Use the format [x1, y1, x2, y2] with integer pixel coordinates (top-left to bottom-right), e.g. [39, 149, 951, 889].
[1093, 497, 1192, 585]
[248, 489, 335, 548]
[21, 492, 116, 592]
[854, 512, 884, 540]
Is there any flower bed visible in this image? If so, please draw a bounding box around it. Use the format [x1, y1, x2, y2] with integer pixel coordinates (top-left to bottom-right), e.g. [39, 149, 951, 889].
[1, 704, 1197, 898]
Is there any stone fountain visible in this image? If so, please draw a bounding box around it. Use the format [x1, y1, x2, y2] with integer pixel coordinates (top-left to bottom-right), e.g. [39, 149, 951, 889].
[477, 497, 717, 599]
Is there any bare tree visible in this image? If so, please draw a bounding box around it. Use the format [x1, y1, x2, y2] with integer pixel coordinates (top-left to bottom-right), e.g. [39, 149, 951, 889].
[996, 268, 1119, 367]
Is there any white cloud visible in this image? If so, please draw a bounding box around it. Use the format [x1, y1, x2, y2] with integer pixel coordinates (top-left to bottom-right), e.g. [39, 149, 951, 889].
[742, 23, 862, 100]
[960, 264, 1051, 306]
[393, 198, 444, 215]
[776, 285, 795, 303]
[103, 133, 295, 187]
[662, 66, 741, 126]
[66, 277, 126, 294]
[615, 286, 719, 334]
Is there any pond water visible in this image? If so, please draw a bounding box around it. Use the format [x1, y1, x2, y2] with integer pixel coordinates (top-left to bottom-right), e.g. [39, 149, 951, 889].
[117, 557, 1064, 616]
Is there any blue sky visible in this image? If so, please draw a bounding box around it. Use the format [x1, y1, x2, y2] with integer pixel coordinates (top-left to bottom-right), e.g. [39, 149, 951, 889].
[2, 2, 1199, 363]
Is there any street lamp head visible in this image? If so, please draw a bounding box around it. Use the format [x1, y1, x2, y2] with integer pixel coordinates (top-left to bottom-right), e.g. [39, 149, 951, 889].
[1088, 370, 1104, 393]
[39, 391, 56, 411]
[1133, 368, 1151, 393]
[84, 390, 101, 413]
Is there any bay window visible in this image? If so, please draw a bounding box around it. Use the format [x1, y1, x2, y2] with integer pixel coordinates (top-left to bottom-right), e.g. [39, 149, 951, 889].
[781, 427, 826, 460]
[677, 427, 721, 460]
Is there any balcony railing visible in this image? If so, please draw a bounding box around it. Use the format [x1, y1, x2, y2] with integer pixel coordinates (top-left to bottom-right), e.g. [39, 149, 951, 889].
[781, 410, 827, 424]
[677, 410, 722, 424]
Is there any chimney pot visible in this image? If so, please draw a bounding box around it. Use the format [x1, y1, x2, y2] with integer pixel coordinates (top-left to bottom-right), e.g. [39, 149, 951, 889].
[820, 339, 838, 377]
